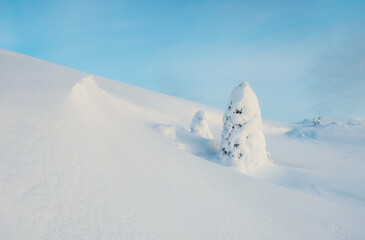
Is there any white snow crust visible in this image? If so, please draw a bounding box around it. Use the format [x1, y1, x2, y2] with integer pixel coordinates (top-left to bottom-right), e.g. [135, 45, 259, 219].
[0, 49, 364, 240]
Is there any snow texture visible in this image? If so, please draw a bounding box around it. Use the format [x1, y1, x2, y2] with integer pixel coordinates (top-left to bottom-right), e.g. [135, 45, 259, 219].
[0, 49, 365, 240]
[189, 110, 213, 139]
[219, 82, 270, 173]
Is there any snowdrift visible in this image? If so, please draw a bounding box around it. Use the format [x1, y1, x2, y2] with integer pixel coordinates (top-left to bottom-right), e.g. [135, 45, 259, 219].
[0, 49, 364, 240]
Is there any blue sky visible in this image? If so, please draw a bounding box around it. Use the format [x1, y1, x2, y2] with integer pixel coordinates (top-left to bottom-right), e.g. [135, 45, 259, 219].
[1, 0, 364, 121]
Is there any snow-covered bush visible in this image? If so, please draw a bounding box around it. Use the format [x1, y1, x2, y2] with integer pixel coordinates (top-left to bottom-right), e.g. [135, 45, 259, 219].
[219, 82, 269, 173]
[313, 116, 322, 126]
[190, 110, 213, 139]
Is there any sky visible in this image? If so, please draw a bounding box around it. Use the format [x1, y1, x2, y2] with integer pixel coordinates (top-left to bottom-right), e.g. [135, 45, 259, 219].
[1, 0, 364, 121]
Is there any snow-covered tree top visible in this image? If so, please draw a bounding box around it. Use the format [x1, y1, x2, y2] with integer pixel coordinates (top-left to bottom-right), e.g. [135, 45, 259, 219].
[224, 81, 262, 126]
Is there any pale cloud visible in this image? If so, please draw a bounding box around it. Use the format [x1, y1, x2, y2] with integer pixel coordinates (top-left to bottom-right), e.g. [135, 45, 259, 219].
[309, 33, 365, 119]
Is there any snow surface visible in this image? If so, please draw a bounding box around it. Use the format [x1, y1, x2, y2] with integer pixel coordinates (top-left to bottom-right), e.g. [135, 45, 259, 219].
[0, 49, 365, 239]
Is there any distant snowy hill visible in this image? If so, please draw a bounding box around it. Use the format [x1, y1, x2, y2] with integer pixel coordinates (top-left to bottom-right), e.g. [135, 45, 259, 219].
[0, 49, 364, 239]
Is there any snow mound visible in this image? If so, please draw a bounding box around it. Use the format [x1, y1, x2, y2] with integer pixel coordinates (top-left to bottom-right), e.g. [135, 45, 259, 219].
[154, 124, 176, 140]
[189, 110, 213, 139]
[287, 118, 365, 145]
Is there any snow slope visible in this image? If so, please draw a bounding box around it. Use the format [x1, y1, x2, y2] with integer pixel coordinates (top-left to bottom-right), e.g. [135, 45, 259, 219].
[0, 49, 364, 239]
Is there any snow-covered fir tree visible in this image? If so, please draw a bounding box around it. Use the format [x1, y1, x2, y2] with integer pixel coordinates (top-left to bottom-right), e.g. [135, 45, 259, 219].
[219, 82, 270, 173]
[190, 110, 213, 139]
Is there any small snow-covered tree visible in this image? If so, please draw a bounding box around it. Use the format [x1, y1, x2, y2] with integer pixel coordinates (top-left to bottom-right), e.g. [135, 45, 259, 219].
[219, 82, 269, 173]
[190, 110, 213, 139]
[313, 116, 322, 126]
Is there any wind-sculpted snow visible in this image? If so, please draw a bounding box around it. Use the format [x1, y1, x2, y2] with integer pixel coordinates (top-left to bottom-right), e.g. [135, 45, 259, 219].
[189, 110, 213, 139]
[287, 118, 365, 145]
[0, 49, 365, 239]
